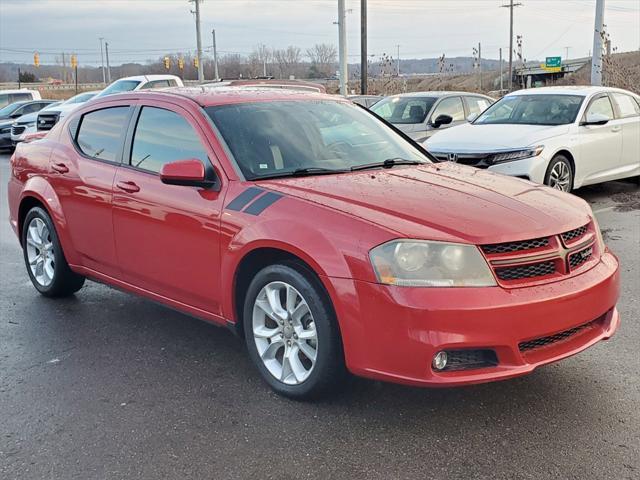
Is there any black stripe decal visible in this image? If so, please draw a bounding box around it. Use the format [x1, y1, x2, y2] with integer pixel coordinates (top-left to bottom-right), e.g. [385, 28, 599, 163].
[244, 192, 283, 215]
[226, 187, 264, 211]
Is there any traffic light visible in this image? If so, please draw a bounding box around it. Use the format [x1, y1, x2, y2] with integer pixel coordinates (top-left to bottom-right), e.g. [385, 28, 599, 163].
[164, 56, 171, 70]
[178, 57, 184, 70]
[70, 54, 78, 69]
[193, 56, 199, 68]
[34, 52, 40, 68]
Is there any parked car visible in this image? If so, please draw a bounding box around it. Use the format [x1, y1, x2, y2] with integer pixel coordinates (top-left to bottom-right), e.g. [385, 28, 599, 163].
[94, 74, 184, 98]
[0, 89, 41, 108]
[347, 94, 383, 108]
[371, 91, 494, 142]
[8, 88, 619, 399]
[35, 90, 101, 132]
[0, 100, 58, 149]
[10, 101, 62, 145]
[203, 79, 326, 93]
[425, 86, 640, 191]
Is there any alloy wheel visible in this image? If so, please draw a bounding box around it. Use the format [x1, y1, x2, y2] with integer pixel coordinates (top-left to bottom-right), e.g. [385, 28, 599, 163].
[252, 281, 318, 385]
[549, 161, 572, 192]
[25, 217, 55, 287]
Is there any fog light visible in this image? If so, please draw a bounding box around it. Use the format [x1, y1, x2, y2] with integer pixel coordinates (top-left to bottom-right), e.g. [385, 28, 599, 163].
[432, 351, 448, 370]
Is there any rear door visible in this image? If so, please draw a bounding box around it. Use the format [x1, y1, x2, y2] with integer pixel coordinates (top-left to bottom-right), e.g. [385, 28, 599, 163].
[111, 101, 226, 315]
[610, 92, 640, 176]
[48, 103, 132, 276]
[577, 93, 622, 185]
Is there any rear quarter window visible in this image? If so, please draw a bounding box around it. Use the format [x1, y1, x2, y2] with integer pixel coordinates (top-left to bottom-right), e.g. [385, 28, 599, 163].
[76, 107, 130, 162]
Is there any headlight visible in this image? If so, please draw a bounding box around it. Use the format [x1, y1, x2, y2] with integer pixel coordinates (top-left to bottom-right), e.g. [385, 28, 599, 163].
[370, 240, 497, 287]
[491, 145, 544, 164]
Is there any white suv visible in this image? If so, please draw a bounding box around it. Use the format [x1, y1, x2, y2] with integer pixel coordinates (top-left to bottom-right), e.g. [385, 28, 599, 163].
[425, 86, 640, 191]
[0, 89, 41, 108]
[94, 74, 184, 98]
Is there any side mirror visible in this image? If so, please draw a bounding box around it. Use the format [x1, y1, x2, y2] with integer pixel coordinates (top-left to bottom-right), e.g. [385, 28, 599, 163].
[466, 112, 479, 122]
[10, 112, 22, 118]
[160, 159, 217, 188]
[431, 114, 453, 128]
[582, 112, 609, 126]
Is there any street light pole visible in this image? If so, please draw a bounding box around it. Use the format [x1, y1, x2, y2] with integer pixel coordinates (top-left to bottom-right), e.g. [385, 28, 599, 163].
[99, 37, 105, 84]
[338, 0, 348, 95]
[360, 0, 367, 94]
[193, 0, 204, 82]
[105, 42, 111, 83]
[591, 0, 605, 86]
[396, 44, 400, 76]
[212, 29, 219, 81]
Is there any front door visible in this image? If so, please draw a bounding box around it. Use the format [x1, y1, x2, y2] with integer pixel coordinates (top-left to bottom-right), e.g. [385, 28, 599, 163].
[111, 103, 226, 315]
[577, 93, 623, 185]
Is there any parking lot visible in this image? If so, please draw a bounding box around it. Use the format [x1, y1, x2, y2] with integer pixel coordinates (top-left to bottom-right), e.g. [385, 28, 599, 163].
[0, 152, 638, 479]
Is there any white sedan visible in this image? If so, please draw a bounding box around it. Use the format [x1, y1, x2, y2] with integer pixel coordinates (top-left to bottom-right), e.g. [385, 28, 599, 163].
[425, 86, 640, 191]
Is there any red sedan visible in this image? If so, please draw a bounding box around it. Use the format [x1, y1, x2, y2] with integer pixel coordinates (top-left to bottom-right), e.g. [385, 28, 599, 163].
[7, 88, 620, 398]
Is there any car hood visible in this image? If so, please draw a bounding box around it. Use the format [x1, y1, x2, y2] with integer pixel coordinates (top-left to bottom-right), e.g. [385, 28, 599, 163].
[258, 163, 590, 245]
[425, 123, 570, 151]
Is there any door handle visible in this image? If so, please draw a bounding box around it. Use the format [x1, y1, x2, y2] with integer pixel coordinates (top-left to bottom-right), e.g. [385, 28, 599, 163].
[611, 126, 621, 132]
[116, 180, 140, 193]
[51, 162, 69, 174]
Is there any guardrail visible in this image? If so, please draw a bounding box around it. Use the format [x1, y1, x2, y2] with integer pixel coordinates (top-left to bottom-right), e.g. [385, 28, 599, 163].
[0, 83, 106, 90]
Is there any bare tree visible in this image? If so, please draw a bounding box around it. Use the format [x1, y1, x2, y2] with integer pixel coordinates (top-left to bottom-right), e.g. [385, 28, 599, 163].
[273, 46, 302, 79]
[306, 43, 337, 78]
[248, 44, 273, 78]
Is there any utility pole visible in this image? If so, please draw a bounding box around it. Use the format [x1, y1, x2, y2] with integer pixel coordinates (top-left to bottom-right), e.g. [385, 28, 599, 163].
[337, 0, 348, 95]
[105, 42, 111, 83]
[501, 1, 522, 90]
[262, 44, 267, 77]
[18, 67, 21, 89]
[212, 29, 219, 81]
[564, 46, 570, 61]
[499, 47, 503, 91]
[61, 52, 66, 83]
[396, 44, 401, 76]
[591, 0, 605, 86]
[193, 0, 204, 82]
[99, 38, 106, 84]
[478, 42, 482, 91]
[360, 0, 367, 94]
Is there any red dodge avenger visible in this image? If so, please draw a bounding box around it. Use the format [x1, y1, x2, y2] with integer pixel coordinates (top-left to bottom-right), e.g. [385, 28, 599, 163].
[8, 88, 620, 398]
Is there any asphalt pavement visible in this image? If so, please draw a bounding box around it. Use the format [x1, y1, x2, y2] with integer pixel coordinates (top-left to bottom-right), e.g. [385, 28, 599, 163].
[1, 152, 638, 480]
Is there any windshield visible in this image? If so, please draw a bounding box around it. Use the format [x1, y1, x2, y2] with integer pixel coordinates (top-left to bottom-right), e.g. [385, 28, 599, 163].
[65, 92, 98, 104]
[97, 80, 141, 97]
[0, 102, 22, 116]
[371, 96, 437, 124]
[205, 100, 428, 180]
[475, 94, 584, 126]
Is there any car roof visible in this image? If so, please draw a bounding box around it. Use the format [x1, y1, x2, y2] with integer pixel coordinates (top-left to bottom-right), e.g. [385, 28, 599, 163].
[506, 86, 638, 97]
[386, 91, 490, 99]
[112, 74, 182, 82]
[0, 89, 39, 94]
[91, 87, 346, 108]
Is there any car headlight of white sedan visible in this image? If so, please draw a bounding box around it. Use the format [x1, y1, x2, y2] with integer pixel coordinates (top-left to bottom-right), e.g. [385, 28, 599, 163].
[491, 145, 544, 164]
[370, 240, 497, 287]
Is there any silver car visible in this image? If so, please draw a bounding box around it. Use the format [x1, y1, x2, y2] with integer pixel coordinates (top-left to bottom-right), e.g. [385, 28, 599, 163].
[371, 91, 494, 142]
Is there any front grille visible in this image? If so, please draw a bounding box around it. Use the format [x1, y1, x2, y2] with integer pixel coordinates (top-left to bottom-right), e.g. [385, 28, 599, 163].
[431, 152, 493, 169]
[495, 261, 556, 281]
[441, 349, 498, 371]
[519, 319, 599, 353]
[482, 237, 549, 255]
[568, 247, 593, 270]
[561, 224, 588, 244]
[11, 125, 26, 136]
[37, 112, 60, 131]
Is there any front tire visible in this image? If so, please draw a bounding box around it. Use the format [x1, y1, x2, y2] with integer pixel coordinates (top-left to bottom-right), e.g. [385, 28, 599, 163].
[544, 154, 574, 192]
[243, 263, 345, 399]
[22, 206, 85, 297]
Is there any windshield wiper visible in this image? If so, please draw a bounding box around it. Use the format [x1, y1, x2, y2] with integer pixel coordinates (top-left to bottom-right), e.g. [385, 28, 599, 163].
[350, 157, 423, 171]
[255, 167, 350, 180]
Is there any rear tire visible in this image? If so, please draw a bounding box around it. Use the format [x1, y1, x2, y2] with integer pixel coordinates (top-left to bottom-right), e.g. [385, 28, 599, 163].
[243, 263, 346, 399]
[544, 154, 574, 192]
[22, 206, 85, 297]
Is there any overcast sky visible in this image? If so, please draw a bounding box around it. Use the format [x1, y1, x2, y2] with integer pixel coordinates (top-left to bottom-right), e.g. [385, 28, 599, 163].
[1, 0, 638, 66]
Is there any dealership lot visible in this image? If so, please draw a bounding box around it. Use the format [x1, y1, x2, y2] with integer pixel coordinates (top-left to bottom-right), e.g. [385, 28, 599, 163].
[0, 154, 638, 479]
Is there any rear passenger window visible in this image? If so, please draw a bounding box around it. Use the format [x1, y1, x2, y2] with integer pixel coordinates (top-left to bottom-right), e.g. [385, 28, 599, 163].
[130, 107, 208, 173]
[612, 93, 640, 118]
[76, 107, 130, 162]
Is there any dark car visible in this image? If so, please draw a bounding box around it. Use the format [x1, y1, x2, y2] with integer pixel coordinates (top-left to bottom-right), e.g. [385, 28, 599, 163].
[0, 100, 57, 149]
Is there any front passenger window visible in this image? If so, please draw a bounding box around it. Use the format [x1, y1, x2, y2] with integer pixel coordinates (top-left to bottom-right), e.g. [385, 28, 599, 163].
[431, 97, 465, 122]
[130, 107, 208, 173]
[586, 96, 614, 120]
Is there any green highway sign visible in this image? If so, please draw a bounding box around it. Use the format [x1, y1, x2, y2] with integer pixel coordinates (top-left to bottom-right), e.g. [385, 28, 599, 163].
[545, 56, 562, 68]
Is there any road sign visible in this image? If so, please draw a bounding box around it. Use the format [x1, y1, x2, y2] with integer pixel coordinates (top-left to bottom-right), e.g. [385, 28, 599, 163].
[545, 56, 561, 68]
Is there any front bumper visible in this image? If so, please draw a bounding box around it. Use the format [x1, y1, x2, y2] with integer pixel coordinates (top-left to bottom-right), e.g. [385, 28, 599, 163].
[487, 153, 551, 184]
[330, 251, 620, 387]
